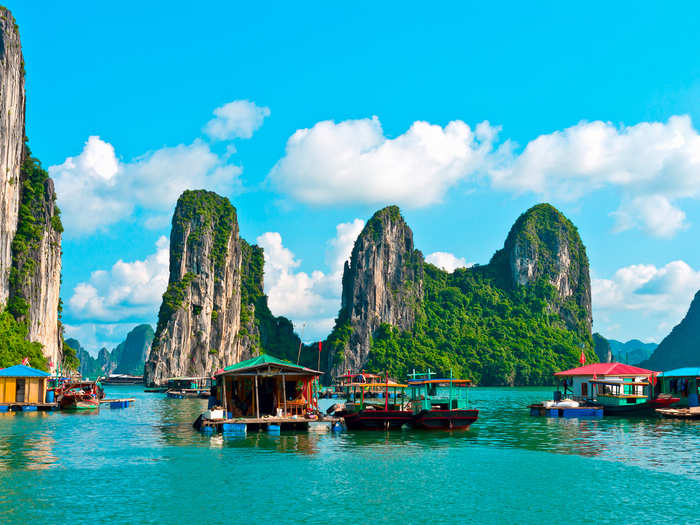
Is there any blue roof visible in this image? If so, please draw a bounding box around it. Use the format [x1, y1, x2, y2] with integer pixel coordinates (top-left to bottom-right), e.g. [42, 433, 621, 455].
[659, 367, 700, 377]
[0, 364, 50, 377]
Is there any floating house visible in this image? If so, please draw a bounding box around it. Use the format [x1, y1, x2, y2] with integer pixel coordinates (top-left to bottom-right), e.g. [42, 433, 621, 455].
[196, 354, 329, 433]
[554, 363, 655, 402]
[657, 368, 700, 407]
[0, 365, 55, 411]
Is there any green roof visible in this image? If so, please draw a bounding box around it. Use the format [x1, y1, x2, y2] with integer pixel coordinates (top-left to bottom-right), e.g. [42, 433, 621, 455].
[219, 353, 320, 375]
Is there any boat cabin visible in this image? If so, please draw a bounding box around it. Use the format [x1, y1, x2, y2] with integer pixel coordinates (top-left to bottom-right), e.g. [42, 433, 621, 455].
[554, 363, 656, 406]
[657, 368, 700, 407]
[0, 365, 50, 405]
[342, 380, 407, 411]
[214, 354, 322, 418]
[407, 378, 472, 412]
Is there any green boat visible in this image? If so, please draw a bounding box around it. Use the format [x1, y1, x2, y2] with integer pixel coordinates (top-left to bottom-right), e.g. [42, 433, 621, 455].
[407, 370, 479, 430]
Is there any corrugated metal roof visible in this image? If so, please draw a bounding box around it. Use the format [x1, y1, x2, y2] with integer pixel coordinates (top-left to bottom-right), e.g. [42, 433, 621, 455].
[0, 364, 50, 377]
[659, 367, 700, 377]
[554, 362, 656, 376]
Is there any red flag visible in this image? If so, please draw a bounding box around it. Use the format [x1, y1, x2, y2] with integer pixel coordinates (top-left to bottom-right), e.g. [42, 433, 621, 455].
[579, 349, 586, 366]
[318, 341, 322, 353]
[21, 357, 29, 366]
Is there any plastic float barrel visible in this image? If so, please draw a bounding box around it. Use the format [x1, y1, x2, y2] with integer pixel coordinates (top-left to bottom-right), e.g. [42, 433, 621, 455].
[222, 422, 247, 435]
[548, 408, 561, 417]
[267, 424, 281, 434]
[46, 390, 55, 403]
[0, 405, 8, 412]
[22, 406, 38, 412]
[332, 422, 343, 432]
[689, 393, 699, 407]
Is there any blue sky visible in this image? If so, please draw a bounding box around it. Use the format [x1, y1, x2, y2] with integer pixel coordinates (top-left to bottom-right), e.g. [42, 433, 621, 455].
[8, 1, 700, 352]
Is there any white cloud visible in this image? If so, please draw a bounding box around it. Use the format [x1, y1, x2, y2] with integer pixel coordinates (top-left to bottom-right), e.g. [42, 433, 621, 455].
[204, 100, 270, 141]
[425, 251, 470, 272]
[68, 236, 170, 322]
[50, 137, 241, 236]
[492, 115, 700, 238]
[592, 260, 700, 342]
[270, 114, 700, 239]
[256, 219, 365, 341]
[63, 322, 142, 356]
[268, 116, 498, 208]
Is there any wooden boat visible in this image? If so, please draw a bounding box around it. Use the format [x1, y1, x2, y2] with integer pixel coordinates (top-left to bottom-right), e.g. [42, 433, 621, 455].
[56, 381, 104, 410]
[656, 406, 700, 419]
[407, 370, 479, 430]
[165, 376, 212, 398]
[334, 380, 412, 430]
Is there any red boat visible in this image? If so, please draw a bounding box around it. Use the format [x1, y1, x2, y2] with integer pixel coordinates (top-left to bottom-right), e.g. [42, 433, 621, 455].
[334, 380, 412, 430]
[55, 381, 104, 410]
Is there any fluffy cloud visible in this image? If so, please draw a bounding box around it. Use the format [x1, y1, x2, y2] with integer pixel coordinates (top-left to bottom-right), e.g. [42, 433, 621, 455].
[492, 115, 700, 238]
[270, 114, 700, 239]
[204, 100, 271, 140]
[592, 260, 700, 342]
[68, 236, 170, 322]
[63, 322, 141, 355]
[51, 137, 241, 236]
[268, 116, 498, 207]
[425, 251, 470, 272]
[257, 219, 365, 341]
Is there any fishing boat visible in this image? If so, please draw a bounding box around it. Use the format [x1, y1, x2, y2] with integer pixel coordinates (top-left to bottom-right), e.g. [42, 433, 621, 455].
[332, 379, 412, 430]
[407, 370, 479, 430]
[55, 381, 104, 410]
[588, 378, 677, 415]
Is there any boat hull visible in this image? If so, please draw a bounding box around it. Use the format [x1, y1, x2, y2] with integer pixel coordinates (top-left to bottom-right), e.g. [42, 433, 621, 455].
[342, 410, 413, 430]
[411, 409, 479, 430]
[60, 399, 100, 411]
[599, 396, 680, 416]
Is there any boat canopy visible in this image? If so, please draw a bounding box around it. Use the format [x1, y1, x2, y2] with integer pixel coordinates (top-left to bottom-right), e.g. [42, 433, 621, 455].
[554, 363, 656, 377]
[344, 381, 407, 388]
[408, 379, 471, 385]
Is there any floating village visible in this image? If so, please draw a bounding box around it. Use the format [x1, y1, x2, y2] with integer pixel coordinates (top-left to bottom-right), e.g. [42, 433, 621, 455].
[2, 351, 699, 434]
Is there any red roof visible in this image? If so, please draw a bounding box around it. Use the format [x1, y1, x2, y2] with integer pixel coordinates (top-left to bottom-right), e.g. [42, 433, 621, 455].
[554, 362, 657, 377]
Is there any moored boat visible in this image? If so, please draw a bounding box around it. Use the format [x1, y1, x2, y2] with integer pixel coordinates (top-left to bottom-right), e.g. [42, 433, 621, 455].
[407, 370, 479, 430]
[333, 379, 412, 430]
[56, 381, 104, 410]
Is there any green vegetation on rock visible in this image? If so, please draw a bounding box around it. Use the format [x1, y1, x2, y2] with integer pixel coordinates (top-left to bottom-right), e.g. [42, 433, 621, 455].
[366, 262, 594, 385]
[0, 308, 46, 370]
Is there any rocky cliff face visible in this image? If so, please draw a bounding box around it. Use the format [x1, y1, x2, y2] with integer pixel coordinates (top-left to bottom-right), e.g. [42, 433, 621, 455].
[0, 8, 62, 369]
[489, 203, 592, 337]
[640, 291, 700, 371]
[112, 324, 154, 375]
[593, 333, 612, 363]
[325, 203, 594, 383]
[0, 8, 24, 306]
[330, 206, 423, 374]
[145, 191, 249, 385]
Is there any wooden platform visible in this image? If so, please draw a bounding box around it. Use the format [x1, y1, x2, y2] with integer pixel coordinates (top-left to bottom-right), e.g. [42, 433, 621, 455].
[200, 415, 341, 433]
[0, 402, 59, 412]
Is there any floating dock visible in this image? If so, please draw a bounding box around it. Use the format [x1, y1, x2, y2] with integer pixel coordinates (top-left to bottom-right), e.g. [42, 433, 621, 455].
[99, 398, 135, 409]
[529, 404, 603, 418]
[0, 402, 59, 412]
[199, 416, 341, 434]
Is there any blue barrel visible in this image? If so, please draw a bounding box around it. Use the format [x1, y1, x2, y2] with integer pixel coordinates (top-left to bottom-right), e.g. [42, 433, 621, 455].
[332, 422, 343, 432]
[268, 424, 281, 434]
[22, 405, 37, 412]
[46, 390, 55, 403]
[0, 405, 8, 412]
[688, 393, 699, 407]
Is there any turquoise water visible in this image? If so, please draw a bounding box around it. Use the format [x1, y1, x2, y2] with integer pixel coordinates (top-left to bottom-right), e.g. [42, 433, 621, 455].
[1, 386, 699, 523]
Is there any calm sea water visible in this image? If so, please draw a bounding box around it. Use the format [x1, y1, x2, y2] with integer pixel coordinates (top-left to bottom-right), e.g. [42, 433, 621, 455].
[1, 386, 699, 524]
